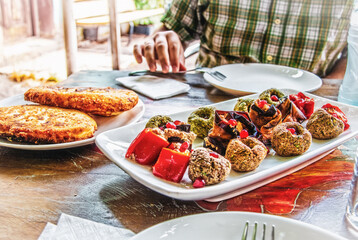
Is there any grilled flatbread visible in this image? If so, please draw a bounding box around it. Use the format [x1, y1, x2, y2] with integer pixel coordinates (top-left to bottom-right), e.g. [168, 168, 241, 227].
[24, 86, 139, 116]
[0, 105, 97, 144]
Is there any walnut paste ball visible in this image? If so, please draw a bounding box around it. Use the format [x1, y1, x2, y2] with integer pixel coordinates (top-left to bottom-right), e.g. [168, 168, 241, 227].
[271, 122, 312, 157]
[225, 137, 267, 172]
[306, 109, 344, 140]
[188, 147, 231, 185]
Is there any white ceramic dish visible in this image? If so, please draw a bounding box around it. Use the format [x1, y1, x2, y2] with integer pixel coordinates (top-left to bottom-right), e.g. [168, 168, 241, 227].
[131, 212, 346, 240]
[203, 63, 322, 95]
[0, 94, 145, 150]
[95, 89, 358, 201]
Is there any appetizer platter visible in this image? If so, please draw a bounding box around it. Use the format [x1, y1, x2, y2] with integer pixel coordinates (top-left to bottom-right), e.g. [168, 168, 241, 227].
[95, 89, 358, 201]
[0, 86, 144, 150]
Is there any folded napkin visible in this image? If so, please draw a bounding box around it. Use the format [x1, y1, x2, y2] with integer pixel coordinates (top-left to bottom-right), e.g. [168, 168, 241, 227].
[38, 213, 135, 240]
[116, 75, 190, 99]
[38, 223, 57, 240]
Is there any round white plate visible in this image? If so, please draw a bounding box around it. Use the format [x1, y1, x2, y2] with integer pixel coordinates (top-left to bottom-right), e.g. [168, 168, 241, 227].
[0, 94, 145, 150]
[203, 63, 322, 95]
[132, 212, 346, 240]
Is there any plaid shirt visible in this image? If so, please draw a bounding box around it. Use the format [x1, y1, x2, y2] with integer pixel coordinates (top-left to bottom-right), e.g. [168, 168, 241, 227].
[162, 0, 353, 77]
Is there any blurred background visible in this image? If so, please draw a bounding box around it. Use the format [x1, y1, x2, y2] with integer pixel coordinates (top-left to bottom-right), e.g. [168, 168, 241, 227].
[0, 0, 176, 99]
[0, 0, 356, 100]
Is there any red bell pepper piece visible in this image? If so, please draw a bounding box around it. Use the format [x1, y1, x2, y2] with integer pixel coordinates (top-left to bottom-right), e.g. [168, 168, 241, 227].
[289, 92, 315, 118]
[152, 148, 190, 183]
[322, 103, 350, 130]
[125, 128, 169, 165]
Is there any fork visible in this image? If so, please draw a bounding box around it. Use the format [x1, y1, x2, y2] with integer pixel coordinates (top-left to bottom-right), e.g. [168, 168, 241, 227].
[128, 67, 227, 81]
[241, 221, 275, 240]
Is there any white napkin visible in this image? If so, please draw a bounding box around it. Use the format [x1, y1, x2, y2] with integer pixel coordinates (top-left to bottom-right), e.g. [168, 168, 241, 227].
[116, 75, 190, 99]
[38, 223, 57, 240]
[38, 213, 135, 240]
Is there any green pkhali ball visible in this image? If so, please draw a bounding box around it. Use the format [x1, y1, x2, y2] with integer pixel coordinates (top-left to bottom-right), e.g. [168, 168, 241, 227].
[188, 106, 216, 138]
[234, 98, 254, 112]
[145, 115, 173, 128]
[259, 88, 285, 106]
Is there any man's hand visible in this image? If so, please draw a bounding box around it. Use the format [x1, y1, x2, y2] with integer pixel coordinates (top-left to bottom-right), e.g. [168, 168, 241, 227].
[133, 30, 186, 73]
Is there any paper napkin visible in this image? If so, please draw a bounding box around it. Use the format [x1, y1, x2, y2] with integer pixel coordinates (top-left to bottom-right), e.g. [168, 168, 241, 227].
[116, 75, 190, 99]
[38, 213, 135, 240]
[38, 223, 57, 240]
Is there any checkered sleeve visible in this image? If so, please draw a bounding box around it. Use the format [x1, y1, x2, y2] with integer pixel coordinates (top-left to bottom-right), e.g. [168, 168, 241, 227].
[161, 0, 204, 42]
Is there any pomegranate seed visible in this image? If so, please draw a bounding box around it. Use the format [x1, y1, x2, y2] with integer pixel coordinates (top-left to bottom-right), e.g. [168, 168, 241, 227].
[271, 95, 279, 101]
[228, 119, 237, 126]
[174, 120, 182, 125]
[209, 152, 219, 158]
[258, 100, 267, 108]
[166, 122, 176, 129]
[179, 142, 190, 152]
[193, 177, 205, 188]
[287, 128, 296, 134]
[240, 129, 249, 139]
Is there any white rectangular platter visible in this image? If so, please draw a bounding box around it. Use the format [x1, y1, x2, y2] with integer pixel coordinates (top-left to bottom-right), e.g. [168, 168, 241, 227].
[95, 89, 358, 201]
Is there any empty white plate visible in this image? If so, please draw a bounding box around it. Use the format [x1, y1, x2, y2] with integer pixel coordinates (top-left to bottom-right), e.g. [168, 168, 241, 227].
[131, 212, 346, 240]
[203, 63, 322, 95]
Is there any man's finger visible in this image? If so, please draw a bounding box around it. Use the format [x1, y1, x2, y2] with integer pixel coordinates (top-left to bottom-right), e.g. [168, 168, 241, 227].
[133, 44, 143, 63]
[154, 35, 170, 73]
[143, 40, 157, 72]
[167, 34, 181, 73]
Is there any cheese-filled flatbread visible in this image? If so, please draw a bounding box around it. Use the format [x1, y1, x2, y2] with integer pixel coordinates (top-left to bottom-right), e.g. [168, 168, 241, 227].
[25, 86, 139, 116]
[0, 105, 97, 144]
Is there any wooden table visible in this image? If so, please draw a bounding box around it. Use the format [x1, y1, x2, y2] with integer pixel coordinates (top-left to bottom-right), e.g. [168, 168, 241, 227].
[0, 71, 357, 239]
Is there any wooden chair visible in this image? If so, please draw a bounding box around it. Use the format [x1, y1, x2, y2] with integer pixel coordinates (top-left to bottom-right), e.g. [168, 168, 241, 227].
[62, 0, 164, 75]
